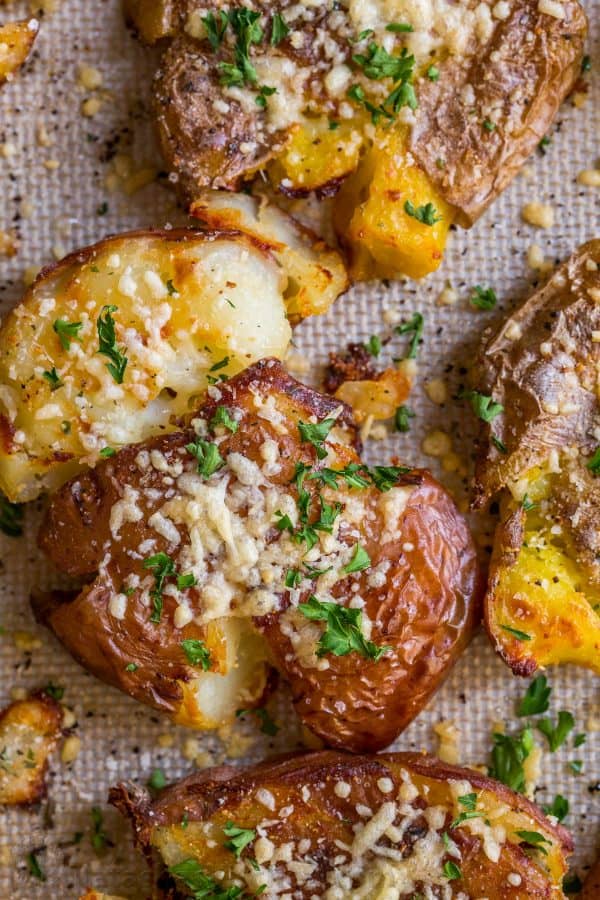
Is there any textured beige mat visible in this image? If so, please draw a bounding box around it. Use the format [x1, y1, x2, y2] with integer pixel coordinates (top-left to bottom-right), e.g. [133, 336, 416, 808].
[0, 0, 598, 897]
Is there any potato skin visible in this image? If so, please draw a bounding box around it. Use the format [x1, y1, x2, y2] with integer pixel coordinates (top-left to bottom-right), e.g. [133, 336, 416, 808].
[474, 240, 600, 675]
[410, 0, 587, 225]
[580, 856, 600, 899]
[110, 750, 572, 899]
[37, 359, 479, 751]
[0, 692, 63, 806]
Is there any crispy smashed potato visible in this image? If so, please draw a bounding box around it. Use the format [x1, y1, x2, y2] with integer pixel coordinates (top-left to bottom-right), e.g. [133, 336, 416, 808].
[79, 892, 127, 900]
[0, 692, 63, 805]
[0, 19, 38, 86]
[473, 239, 600, 675]
[111, 750, 572, 898]
[126, 0, 586, 280]
[36, 359, 479, 751]
[0, 220, 346, 503]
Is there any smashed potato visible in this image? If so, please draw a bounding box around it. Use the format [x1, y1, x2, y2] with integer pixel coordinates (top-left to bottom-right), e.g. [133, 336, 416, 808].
[36, 359, 479, 752]
[0, 219, 347, 503]
[0, 692, 63, 805]
[473, 240, 600, 675]
[0, 19, 38, 86]
[127, 0, 586, 280]
[111, 749, 573, 898]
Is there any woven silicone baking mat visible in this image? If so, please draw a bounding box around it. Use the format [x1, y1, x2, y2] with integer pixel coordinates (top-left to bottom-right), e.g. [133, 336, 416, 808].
[0, 1, 598, 897]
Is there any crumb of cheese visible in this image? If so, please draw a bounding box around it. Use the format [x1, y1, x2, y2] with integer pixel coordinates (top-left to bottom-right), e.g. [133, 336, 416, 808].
[521, 202, 554, 229]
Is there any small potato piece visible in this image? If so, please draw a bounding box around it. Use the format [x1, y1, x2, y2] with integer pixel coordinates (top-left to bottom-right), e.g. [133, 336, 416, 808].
[474, 240, 600, 675]
[36, 359, 479, 751]
[0, 693, 63, 805]
[123, 0, 176, 43]
[79, 892, 128, 900]
[334, 130, 454, 280]
[110, 750, 572, 899]
[0, 221, 346, 503]
[334, 367, 412, 424]
[0, 19, 38, 86]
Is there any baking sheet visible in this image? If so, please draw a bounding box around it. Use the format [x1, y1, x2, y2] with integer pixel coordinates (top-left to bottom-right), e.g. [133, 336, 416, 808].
[0, 0, 598, 896]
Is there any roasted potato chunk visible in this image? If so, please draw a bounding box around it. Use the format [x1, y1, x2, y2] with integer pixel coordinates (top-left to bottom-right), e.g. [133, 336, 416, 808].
[0, 219, 347, 503]
[36, 359, 479, 751]
[128, 0, 586, 281]
[0, 19, 38, 86]
[0, 692, 63, 805]
[111, 750, 573, 899]
[473, 240, 600, 675]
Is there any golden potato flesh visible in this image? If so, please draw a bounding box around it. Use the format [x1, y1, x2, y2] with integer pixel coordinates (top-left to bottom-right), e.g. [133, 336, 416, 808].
[0, 19, 38, 86]
[0, 693, 63, 805]
[474, 240, 600, 676]
[0, 218, 347, 503]
[111, 750, 573, 899]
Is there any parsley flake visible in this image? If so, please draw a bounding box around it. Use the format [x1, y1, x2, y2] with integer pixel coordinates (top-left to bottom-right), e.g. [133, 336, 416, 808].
[500, 624, 531, 641]
[470, 285, 497, 310]
[586, 447, 600, 475]
[210, 406, 238, 433]
[181, 639, 211, 671]
[543, 794, 569, 822]
[404, 200, 442, 226]
[537, 711, 575, 752]
[343, 543, 371, 574]
[364, 334, 382, 356]
[517, 674, 550, 717]
[143, 552, 176, 624]
[394, 404, 415, 433]
[298, 417, 335, 459]
[53, 318, 83, 351]
[42, 367, 63, 391]
[236, 707, 279, 736]
[515, 830, 551, 855]
[443, 860, 461, 880]
[299, 595, 390, 660]
[97, 305, 128, 384]
[395, 312, 424, 359]
[186, 438, 225, 478]
[223, 821, 256, 858]
[148, 768, 167, 791]
[26, 851, 45, 881]
[271, 12, 289, 45]
[462, 390, 503, 423]
[489, 727, 533, 793]
[0, 494, 23, 538]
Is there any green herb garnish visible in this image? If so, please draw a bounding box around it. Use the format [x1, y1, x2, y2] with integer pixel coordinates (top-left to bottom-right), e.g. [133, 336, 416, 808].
[53, 318, 83, 350]
[299, 595, 390, 660]
[517, 674, 550, 716]
[404, 200, 442, 226]
[97, 305, 128, 384]
[181, 639, 211, 671]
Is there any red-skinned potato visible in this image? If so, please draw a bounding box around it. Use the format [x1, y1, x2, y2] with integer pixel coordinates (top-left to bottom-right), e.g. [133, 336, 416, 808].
[35, 359, 480, 752]
[473, 240, 600, 676]
[124, 0, 586, 281]
[110, 749, 573, 899]
[579, 855, 600, 898]
[0, 692, 63, 805]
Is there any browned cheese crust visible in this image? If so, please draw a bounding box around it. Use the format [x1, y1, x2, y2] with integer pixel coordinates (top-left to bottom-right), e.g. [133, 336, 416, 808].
[110, 750, 573, 899]
[0, 692, 63, 805]
[36, 359, 480, 752]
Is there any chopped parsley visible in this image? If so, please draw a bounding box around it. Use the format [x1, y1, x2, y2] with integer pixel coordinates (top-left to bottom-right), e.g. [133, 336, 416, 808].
[26, 851, 45, 881]
[90, 806, 108, 853]
[42, 367, 63, 391]
[404, 200, 442, 226]
[125, 662, 138, 672]
[537, 711, 575, 752]
[210, 355, 230, 373]
[543, 794, 569, 822]
[538, 135, 551, 153]
[385, 22, 413, 32]
[99, 446, 116, 458]
[53, 318, 83, 351]
[165, 278, 178, 296]
[364, 334, 382, 356]
[442, 860, 461, 880]
[500, 624, 531, 641]
[298, 417, 335, 460]
[462, 390, 503, 423]
[521, 494, 536, 511]
[217, 8, 263, 88]
[343, 543, 371, 574]
[285, 568, 302, 588]
[177, 572, 197, 590]
[470, 285, 497, 310]
[395, 312, 424, 359]
[270, 12, 289, 45]
[586, 447, 600, 475]
[186, 438, 225, 478]
[202, 10, 228, 49]
[170, 858, 244, 898]
[147, 768, 167, 791]
[489, 726, 533, 793]
[581, 54, 591, 73]
[299, 595, 390, 660]
[210, 406, 238, 433]
[236, 707, 279, 736]
[255, 84, 277, 108]
[515, 830, 551, 856]
[347, 41, 416, 123]
[181, 639, 211, 671]
[569, 759, 583, 774]
[517, 674, 550, 716]
[574, 732, 586, 748]
[426, 64, 440, 81]
[0, 494, 23, 538]
[492, 435, 507, 454]
[394, 405, 415, 433]
[96, 201, 109, 216]
[44, 681, 64, 701]
[369, 465, 411, 492]
[143, 552, 176, 624]
[223, 821, 256, 858]
[97, 305, 128, 384]
[483, 119, 496, 132]
[61, 420, 71, 434]
[451, 792, 481, 828]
